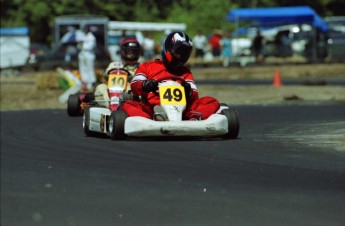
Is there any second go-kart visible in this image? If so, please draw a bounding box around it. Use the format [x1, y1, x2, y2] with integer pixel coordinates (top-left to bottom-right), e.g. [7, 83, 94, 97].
[83, 75, 240, 140]
[67, 62, 129, 116]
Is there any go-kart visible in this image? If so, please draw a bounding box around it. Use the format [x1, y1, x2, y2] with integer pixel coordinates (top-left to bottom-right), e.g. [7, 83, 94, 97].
[83, 75, 240, 140]
[67, 62, 129, 116]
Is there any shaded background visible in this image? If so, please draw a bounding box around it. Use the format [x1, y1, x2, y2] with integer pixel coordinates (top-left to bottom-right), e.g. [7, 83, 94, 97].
[1, 0, 344, 45]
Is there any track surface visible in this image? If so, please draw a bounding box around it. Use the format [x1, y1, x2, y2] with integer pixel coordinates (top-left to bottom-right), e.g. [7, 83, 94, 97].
[1, 105, 345, 226]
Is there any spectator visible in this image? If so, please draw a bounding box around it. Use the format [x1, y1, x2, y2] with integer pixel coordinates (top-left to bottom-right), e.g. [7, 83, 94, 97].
[274, 30, 292, 59]
[251, 30, 264, 63]
[77, 26, 97, 90]
[193, 30, 207, 59]
[209, 29, 222, 58]
[143, 32, 155, 61]
[61, 26, 78, 63]
[280, 31, 292, 58]
[220, 31, 233, 67]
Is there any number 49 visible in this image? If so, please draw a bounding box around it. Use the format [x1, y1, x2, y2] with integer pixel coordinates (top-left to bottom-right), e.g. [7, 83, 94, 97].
[163, 88, 183, 102]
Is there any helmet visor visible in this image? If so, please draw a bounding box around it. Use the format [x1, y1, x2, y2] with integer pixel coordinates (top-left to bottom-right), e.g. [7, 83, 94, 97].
[122, 41, 140, 60]
[125, 47, 140, 59]
[171, 42, 192, 65]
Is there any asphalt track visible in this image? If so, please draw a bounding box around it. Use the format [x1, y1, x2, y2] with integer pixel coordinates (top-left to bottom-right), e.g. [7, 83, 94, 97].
[1, 105, 345, 226]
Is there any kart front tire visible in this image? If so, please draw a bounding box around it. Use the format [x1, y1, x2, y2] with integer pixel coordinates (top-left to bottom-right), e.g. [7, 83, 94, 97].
[83, 106, 95, 137]
[222, 108, 240, 139]
[109, 110, 127, 140]
[67, 94, 82, 116]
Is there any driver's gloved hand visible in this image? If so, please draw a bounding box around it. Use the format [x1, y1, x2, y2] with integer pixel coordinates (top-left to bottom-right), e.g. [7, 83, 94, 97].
[142, 79, 158, 92]
[119, 90, 133, 102]
[183, 82, 192, 98]
[84, 92, 95, 102]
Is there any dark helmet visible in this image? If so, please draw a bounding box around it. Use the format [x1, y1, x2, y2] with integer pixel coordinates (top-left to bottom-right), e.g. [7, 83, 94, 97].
[161, 32, 193, 69]
[120, 38, 141, 65]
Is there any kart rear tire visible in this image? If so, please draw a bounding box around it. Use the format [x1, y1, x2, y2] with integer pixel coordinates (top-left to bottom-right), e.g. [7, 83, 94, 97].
[222, 108, 240, 139]
[109, 110, 127, 140]
[67, 94, 82, 116]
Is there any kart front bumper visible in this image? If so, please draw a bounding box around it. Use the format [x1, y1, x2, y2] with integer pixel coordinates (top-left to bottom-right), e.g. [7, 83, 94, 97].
[125, 114, 228, 137]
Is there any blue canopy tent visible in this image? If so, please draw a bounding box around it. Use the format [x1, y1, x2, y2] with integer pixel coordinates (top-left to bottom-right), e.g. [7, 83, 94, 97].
[227, 6, 328, 61]
[227, 6, 327, 32]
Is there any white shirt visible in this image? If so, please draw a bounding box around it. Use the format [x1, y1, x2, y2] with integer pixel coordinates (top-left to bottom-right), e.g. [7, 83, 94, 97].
[143, 38, 155, 50]
[193, 34, 207, 49]
[80, 32, 96, 52]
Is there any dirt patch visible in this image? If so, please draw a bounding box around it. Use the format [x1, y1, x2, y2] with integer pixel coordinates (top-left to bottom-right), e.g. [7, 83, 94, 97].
[1, 63, 345, 111]
[192, 63, 345, 79]
[198, 85, 345, 106]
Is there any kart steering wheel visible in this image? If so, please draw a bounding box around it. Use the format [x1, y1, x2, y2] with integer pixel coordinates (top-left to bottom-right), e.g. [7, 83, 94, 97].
[107, 68, 131, 76]
[154, 75, 187, 86]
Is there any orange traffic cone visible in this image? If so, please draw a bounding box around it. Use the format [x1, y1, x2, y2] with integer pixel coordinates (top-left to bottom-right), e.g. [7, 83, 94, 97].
[273, 68, 282, 87]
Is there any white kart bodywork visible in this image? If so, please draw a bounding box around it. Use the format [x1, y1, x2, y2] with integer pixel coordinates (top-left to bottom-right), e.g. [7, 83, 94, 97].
[84, 79, 239, 139]
[85, 104, 230, 137]
[85, 107, 111, 134]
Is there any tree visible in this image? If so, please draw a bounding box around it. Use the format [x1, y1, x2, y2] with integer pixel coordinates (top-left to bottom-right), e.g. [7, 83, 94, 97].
[1, 0, 344, 44]
[164, 0, 233, 37]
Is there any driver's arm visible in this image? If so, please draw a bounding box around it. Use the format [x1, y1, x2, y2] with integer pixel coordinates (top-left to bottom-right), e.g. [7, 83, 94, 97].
[131, 74, 147, 96]
[184, 71, 199, 102]
[130, 64, 149, 96]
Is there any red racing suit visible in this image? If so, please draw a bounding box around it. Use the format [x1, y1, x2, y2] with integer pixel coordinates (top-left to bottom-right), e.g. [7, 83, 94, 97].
[121, 59, 220, 120]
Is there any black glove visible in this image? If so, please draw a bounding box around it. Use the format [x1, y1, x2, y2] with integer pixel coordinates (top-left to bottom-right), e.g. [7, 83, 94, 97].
[83, 92, 95, 102]
[119, 90, 133, 102]
[183, 82, 192, 98]
[142, 79, 158, 92]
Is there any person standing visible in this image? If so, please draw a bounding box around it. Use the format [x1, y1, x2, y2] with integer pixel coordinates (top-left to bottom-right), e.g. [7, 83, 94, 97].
[252, 30, 264, 63]
[78, 26, 97, 90]
[143, 32, 155, 61]
[209, 29, 222, 58]
[220, 31, 233, 67]
[61, 26, 78, 63]
[193, 30, 207, 59]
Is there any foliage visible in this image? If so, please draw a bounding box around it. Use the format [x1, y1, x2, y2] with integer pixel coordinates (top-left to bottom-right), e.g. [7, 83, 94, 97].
[164, 0, 234, 37]
[1, 0, 344, 44]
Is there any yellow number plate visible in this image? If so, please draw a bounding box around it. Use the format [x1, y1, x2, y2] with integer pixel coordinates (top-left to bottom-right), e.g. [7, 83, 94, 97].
[108, 74, 127, 90]
[159, 85, 186, 105]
